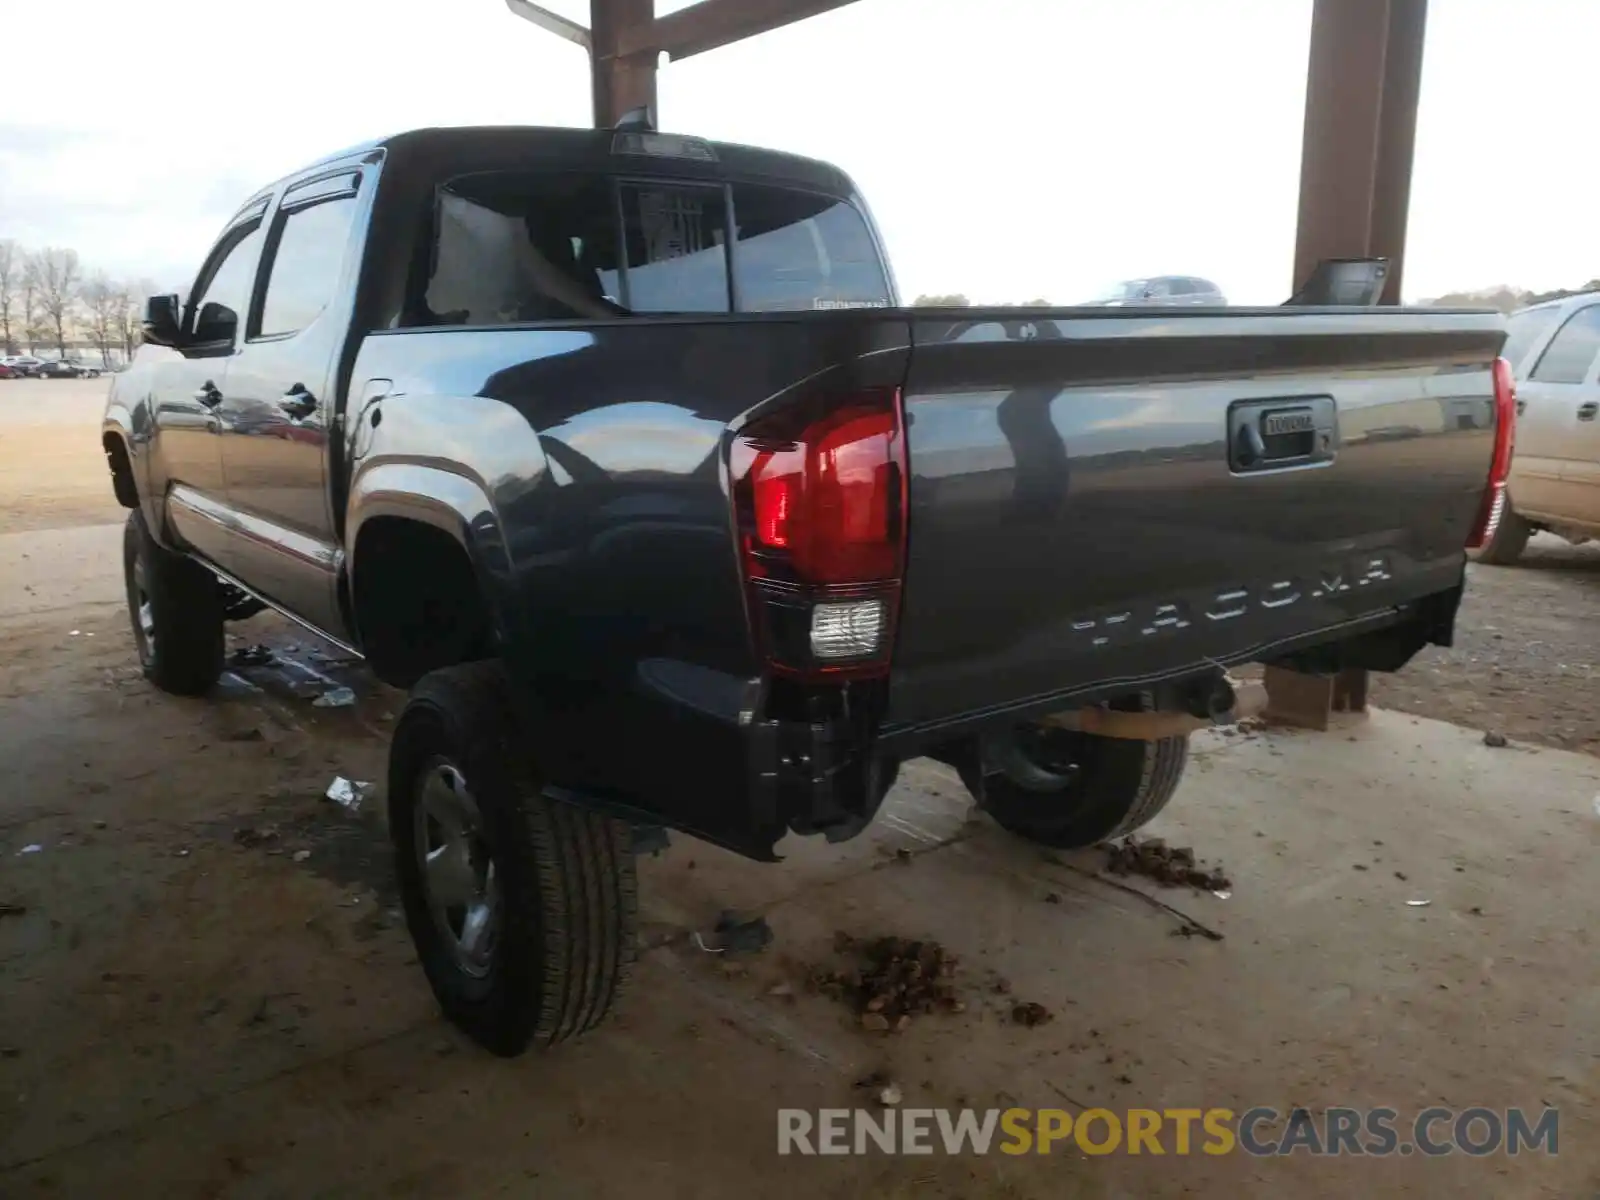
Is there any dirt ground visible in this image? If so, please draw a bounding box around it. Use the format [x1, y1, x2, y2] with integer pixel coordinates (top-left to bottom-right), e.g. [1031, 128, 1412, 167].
[2, 380, 1597, 1197]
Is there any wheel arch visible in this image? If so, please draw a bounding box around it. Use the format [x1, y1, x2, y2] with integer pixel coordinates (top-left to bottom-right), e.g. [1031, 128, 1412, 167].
[346, 461, 518, 688]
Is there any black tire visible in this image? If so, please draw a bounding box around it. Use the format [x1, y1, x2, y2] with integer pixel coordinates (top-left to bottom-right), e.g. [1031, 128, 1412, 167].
[122, 508, 224, 696]
[959, 719, 1189, 849]
[1467, 496, 1531, 566]
[389, 662, 637, 1057]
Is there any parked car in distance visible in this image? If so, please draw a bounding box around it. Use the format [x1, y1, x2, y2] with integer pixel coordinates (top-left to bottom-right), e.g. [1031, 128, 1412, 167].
[0, 363, 17, 379]
[103, 122, 1510, 1060]
[1, 355, 46, 376]
[1470, 291, 1600, 564]
[1085, 276, 1227, 306]
[35, 359, 100, 379]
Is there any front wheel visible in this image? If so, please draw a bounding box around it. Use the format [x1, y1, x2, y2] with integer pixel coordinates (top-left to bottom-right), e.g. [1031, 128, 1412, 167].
[959, 719, 1189, 849]
[389, 662, 638, 1057]
[122, 509, 224, 695]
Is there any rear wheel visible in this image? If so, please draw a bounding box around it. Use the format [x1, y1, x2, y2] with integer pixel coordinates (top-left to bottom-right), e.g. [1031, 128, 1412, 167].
[390, 662, 637, 1057]
[1467, 495, 1531, 566]
[122, 509, 224, 696]
[959, 716, 1188, 849]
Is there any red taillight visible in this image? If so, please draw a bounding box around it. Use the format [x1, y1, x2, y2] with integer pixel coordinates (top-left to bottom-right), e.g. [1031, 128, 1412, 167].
[731, 389, 907, 680]
[1467, 356, 1517, 550]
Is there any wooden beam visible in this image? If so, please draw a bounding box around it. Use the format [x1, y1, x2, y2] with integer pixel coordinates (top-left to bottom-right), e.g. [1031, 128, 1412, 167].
[618, 0, 864, 61]
[1038, 681, 1269, 742]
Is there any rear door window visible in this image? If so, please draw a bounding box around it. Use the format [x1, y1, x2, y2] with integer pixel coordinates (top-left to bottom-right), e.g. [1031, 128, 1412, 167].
[257, 194, 358, 338]
[730, 184, 890, 311]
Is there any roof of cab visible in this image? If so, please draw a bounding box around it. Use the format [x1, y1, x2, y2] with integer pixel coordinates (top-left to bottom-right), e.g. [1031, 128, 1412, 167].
[288, 124, 856, 197]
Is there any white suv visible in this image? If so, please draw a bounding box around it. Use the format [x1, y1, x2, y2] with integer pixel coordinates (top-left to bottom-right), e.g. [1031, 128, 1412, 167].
[1473, 292, 1600, 563]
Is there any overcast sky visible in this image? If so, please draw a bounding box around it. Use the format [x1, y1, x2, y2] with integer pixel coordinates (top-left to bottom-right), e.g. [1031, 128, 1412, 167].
[0, 0, 1591, 303]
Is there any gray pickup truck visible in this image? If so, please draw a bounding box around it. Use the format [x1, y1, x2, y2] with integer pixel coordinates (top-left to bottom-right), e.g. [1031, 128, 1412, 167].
[102, 123, 1512, 1057]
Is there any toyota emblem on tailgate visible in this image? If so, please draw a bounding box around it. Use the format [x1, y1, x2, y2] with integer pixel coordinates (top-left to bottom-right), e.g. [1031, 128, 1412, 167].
[1263, 408, 1316, 436]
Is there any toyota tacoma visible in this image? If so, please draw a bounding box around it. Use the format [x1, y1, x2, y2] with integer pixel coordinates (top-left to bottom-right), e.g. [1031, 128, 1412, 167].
[101, 123, 1512, 1057]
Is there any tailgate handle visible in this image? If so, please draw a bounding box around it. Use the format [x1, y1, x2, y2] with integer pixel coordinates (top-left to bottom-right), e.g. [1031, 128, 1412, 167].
[1228, 397, 1337, 474]
[1579, 401, 1598, 422]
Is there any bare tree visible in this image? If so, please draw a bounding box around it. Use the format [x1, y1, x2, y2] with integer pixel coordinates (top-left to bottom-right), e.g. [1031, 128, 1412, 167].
[31, 247, 82, 357]
[21, 261, 44, 352]
[0, 239, 21, 353]
[80, 273, 120, 367]
[115, 277, 157, 360]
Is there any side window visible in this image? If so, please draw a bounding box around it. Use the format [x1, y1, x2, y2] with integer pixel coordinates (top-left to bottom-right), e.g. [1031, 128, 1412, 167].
[258, 195, 358, 339]
[191, 222, 265, 335]
[1529, 305, 1600, 385]
[1502, 306, 1563, 375]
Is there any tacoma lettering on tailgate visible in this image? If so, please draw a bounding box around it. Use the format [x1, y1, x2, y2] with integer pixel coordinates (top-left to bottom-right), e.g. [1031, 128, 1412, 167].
[1068, 554, 1394, 650]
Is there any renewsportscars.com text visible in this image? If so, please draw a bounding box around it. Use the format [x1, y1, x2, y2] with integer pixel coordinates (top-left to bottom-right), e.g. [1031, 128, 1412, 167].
[777, 1106, 1559, 1157]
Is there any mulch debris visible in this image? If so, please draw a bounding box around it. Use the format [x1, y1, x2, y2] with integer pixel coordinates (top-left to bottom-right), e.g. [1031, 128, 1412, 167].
[811, 934, 964, 1032]
[232, 825, 280, 849]
[1011, 1001, 1054, 1028]
[1105, 836, 1231, 891]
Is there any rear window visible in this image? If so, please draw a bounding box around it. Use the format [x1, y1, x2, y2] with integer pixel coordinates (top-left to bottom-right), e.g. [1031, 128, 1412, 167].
[412, 171, 885, 326]
[731, 184, 890, 311]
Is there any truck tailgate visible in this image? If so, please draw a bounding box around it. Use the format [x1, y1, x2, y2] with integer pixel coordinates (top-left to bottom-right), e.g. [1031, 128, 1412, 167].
[886, 308, 1507, 731]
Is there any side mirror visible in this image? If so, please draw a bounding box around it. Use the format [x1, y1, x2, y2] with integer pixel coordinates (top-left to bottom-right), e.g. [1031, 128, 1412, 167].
[142, 294, 183, 347]
[192, 301, 238, 346]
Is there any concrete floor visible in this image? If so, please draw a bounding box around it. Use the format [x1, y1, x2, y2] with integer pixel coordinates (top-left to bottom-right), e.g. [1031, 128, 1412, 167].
[1, 383, 1597, 1196]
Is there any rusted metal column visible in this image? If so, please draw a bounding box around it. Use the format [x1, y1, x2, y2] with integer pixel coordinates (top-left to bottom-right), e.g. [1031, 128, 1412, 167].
[591, 0, 657, 127]
[1368, 0, 1428, 304]
[1292, 0, 1429, 302]
[1281, 0, 1426, 724]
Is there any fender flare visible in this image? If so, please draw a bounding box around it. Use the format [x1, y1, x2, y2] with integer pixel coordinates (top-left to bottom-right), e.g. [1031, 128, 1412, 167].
[100, 406, 152, 521]
[344, 459, 518, 652]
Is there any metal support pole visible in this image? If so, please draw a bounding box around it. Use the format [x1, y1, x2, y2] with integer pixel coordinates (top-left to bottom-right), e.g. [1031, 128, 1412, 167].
[1286, 0, 1426, 723]
[591, 0, 657, 128]
[1292, 0, 1429, 302]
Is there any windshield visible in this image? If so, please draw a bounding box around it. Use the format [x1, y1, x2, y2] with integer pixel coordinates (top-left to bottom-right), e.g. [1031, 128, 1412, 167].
[1090, 280, 1146, 302]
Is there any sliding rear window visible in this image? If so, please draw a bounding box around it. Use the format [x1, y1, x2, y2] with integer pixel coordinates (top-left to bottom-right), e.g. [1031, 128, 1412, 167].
[730, 184, 890, 312]
[410, 172, 886, 326]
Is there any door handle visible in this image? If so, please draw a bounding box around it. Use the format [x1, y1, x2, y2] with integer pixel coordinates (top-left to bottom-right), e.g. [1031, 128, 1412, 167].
[1579, 401, 1599, 422]
[279, 385, 318, 421]
[194, 381, 223, 409]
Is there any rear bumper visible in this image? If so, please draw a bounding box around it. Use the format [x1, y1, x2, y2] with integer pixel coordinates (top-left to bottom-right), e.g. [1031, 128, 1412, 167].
[875, 581, 1462, 759]
[536, 582, 1462, 862]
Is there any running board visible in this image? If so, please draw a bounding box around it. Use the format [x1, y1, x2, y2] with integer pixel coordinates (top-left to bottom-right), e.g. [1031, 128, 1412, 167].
[199, 560, 364, 660]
